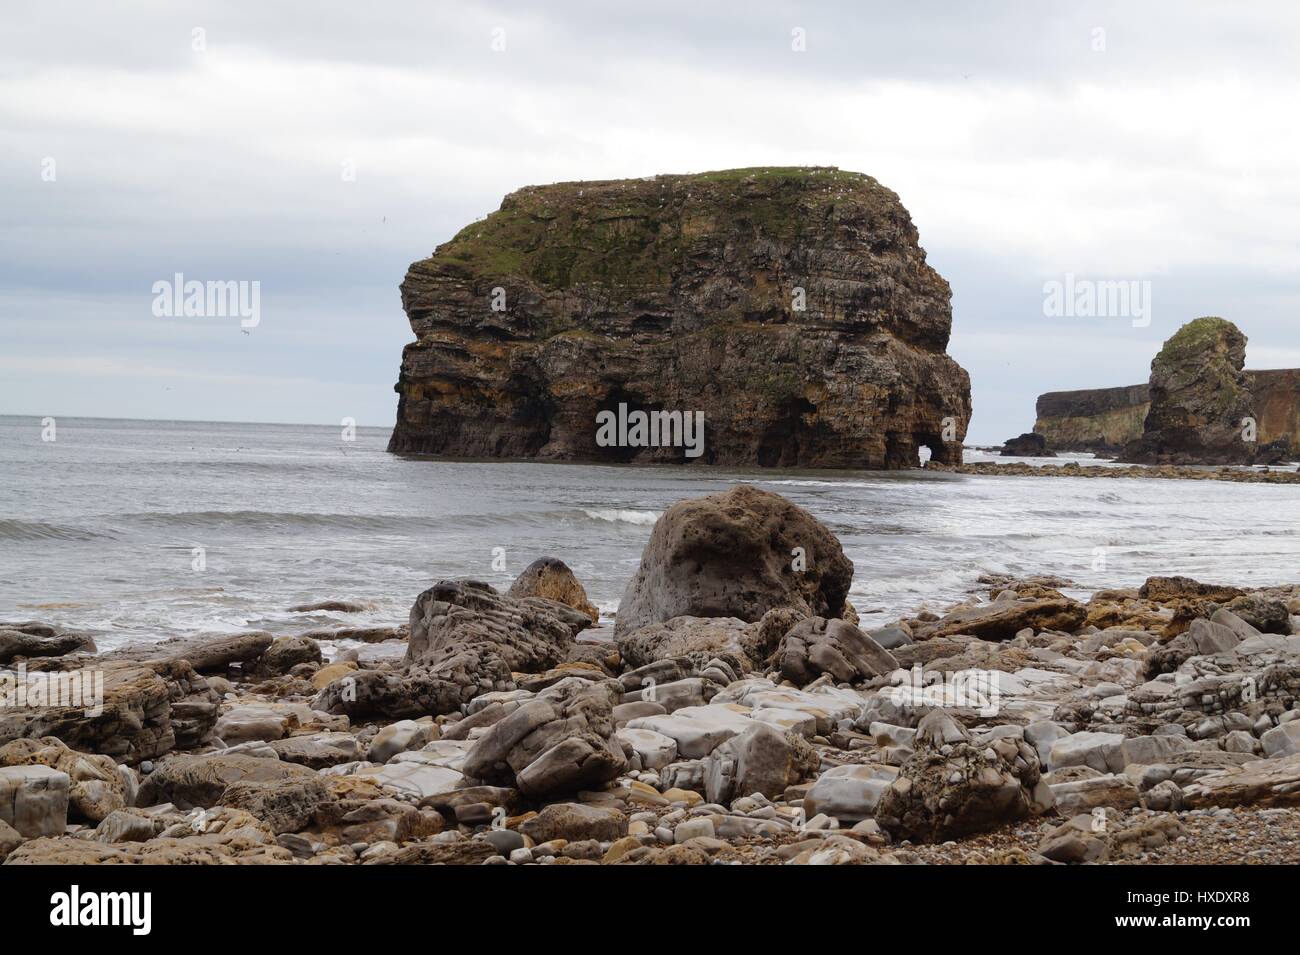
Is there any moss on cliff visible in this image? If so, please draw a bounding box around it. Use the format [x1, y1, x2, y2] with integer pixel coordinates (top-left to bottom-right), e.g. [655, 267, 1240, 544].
[437, 167, 890, 293]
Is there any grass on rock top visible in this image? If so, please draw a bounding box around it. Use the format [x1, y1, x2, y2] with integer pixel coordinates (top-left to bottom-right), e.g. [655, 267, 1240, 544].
[1155, 316, 1244, 363]
[436, 167, 893, 293]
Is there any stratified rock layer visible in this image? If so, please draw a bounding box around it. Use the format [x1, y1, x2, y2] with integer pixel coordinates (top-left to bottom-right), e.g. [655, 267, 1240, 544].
[389, 167, 970, 468]
[1120, 317, 1257, 464]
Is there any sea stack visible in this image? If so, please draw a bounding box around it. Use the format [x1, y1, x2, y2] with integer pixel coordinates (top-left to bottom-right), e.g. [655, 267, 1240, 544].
[1120, 317, 1258, 465]
[388, 167, 971, 468]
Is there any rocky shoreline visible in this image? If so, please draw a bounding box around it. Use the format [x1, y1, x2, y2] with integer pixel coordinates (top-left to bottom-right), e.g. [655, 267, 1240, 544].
[3, 485, 1299, 866]
[952, 460, 1300, 484]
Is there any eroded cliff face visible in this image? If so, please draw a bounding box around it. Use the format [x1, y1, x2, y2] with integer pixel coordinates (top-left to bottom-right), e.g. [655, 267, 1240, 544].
[1029, 320, 1294, 462]
[389, 167, 971, 468]
[1250, 369, 1300, 452]
[1034, 384, 1151, 452]
[1119, 317, 1257, 464]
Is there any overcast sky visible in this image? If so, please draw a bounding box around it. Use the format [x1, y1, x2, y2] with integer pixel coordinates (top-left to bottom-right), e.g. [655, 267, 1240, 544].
[2, 1, 1298, 442]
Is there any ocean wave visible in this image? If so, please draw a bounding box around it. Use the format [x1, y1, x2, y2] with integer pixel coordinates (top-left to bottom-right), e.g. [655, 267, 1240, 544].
[0, 518, 107, 542]
[581, 508, 661, 526]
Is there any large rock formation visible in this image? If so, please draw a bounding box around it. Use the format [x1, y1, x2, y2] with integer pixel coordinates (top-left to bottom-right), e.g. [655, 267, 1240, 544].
[1033, 320, 1300, 462]
[1120, 318, 1257, 464]
[1034, 384, 1151, 453]
[389, 167, 971, 468]
[614, 485, 853, 638]
[1251, 369, 1300, 454]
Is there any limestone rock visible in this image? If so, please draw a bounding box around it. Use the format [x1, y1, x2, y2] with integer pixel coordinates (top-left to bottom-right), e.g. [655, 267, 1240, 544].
[255, 636, 322, 676]
[702, 723, 818, 804]
[519, 802, 627, 843]
[137, 753, 319, 810]
[462, 678, 626, 798]
[0, 627, 95, 664]
[268, 732, 363, 769]
[999, 432, 1055, 457]
[615, 485, 853, 637]
[875, 711, 1048, 842]
[0, 818, 25, 860]
[367, 719, 437, 764]
[921, 591, 1086, 641]
[0, 659, 218, 764]
[1181, 753, 1300, 808]
[775, 616, 898, 686]
[507, 557, 599, 623]
[405, 578, 591, 672]
[388, 167, 971, 469]
[804, 764, 899, 822]
[1120, 317, 1258, 465]
[0, 765, 69, 838]
[218, 776, 337, 834]
[0, 737, 130, 822]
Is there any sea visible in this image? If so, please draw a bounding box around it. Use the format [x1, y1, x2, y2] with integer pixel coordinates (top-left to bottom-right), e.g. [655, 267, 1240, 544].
[2, 415, 1298, 651]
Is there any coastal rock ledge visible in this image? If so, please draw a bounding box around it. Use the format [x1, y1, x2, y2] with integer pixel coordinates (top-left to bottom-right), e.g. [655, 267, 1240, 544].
[388, 167, 971, 468]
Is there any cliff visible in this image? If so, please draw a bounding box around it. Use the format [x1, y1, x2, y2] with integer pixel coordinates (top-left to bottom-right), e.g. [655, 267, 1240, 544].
[1119, 317, 1256, 464]
[1034, 384, 1151, 452]
[1035, 360, 1300, 458]
[1250, 369, 1300, 452]
[388, 167, 971, 468]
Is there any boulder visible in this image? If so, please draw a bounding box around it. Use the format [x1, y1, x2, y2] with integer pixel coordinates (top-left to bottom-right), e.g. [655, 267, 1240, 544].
[0, 819, 22, 861]
[313, 644, 513, 719]
[775, 616, 898, 686]
[1120, 317, 1258, 464]
[0, 627, 95, 664]
[0, 659, 218, 764]
[255, 636, 322, 675]
[268, 732, 363, 769]
[1138, 576, 1245, 603]
[507, 557, 600, 623]
[1187, 618, 1241, 656]
[922, 591, 1086, 641]
[1225, 594, 1292, 635]
[218, 777, 337, 834]
[619, 617, 751, 671]
[462, 678, 627, 798]
[875, 710, 1048, 842]
[0, 765, 69, 838]
[92, 809, 162, 843]
[616, 727, 678, 770]
[1261, 722, 1300, 758]
[803, 764, 899, 822]
[405, 579, 591, 672]
[136, 753, 319, 810]
[999, 432, 1055, 457]
[615, 485, 854, 638]
[367, 719, 437, 763]
[702, 723, 818, 804]
[519, 803, 627, 843]
[0, 737, 130, 822]
[1049, 732, 1126, 774]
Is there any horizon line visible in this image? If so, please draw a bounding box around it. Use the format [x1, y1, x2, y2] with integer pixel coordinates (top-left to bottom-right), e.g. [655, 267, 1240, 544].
[0, 412, 393, 430]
